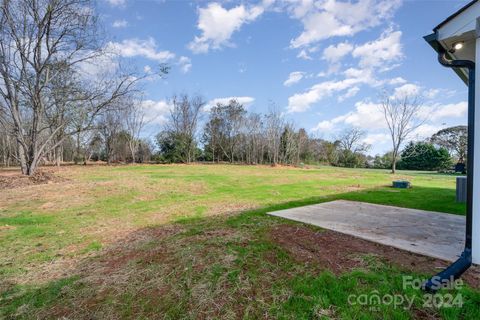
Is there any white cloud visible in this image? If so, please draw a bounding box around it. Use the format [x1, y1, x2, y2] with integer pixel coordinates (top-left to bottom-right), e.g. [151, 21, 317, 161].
[287, 29, 404, 113]
[343, 67, 364, 78]
[287, 68, 378, 113]
[108, 37, 175, 62]
[388, 77, 407, 85]
[297, 46, 319, 60]
[340, 101, 386, 129]
[178, 56, 192, 73]
[106, 0, 126, 7]
[433, 101, 467, 120]
[412, 124, 444, 139]
[312, 119, 336, 132]
[393, 83, 421, 98]
[290, 11, 353, 48]
[188, 2, 269, 53]
[206, 96, 255, 110]
[287, 88, 320, 113]
[312, 100, 386, 132]
[317, 62, 344, 78]
[289, 0, 402, 48]
[297, 49, 313, 60]
[76, 51, 119, 78]
[338, 86, 360, 102]
[352, 29, 403, 69]
[322, 42, 353, 63]
[391, 83, 451, 103]
[112, 19, 128, 28]
[284, 71, 305, 86]
[311, 98, 467, 153]
[362, 133, 390, 145]
[141, 99, 172, 125]
[287, 80, 351, 112]
[103, 38, 192, 74]
[421, 101, 467, 121]
[424, 88, 440, 99]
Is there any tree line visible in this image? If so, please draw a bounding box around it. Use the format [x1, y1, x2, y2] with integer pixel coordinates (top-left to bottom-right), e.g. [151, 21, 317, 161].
[154, 95, 373, 167]
[155, 95, 467, 172]
[1, 83, 468, 173]
[0, 0, 469, 175]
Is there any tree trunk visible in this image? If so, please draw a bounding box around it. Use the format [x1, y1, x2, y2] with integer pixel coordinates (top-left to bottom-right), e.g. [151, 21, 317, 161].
[130, 144, 136, 164]
[6, 135, 11, 167]
[75, 133, 81, 164]
[27, 162, 38, 176]
[391, 153, 397, 174]
[106, 139, 112, 165]
[55, 145, 62, 166]
[1, 135, 6, 167]
[17, 141, 28, 175]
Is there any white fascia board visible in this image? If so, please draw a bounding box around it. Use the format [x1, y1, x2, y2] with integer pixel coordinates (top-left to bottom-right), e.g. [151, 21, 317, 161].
[437, 1, 480, 41]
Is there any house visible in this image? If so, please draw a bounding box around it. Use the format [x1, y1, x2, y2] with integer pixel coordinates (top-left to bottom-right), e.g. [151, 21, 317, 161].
[423, 0, 480, 290]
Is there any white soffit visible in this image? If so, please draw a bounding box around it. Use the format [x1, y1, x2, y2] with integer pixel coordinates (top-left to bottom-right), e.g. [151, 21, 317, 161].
[436, 1, 480, 41]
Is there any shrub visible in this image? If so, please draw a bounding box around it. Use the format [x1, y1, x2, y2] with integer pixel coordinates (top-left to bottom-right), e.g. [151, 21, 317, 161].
[399, 141, 452, 171]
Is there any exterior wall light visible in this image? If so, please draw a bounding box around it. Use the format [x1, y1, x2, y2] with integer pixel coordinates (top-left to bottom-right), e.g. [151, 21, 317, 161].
[450, 41, 464, 53]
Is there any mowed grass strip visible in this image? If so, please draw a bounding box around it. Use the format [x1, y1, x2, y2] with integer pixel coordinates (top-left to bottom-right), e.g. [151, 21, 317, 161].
[0, 164, 475, 319]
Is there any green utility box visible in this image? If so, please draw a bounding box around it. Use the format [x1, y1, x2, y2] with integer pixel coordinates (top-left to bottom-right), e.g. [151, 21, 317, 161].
[392, 180, 411, 188]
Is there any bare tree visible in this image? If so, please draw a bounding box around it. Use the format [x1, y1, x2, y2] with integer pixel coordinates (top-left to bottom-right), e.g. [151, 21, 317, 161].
[337, 128, 369, 154]
[98, 110, 124, 165]
[296, 128, 309, 164]
[0, 107, 14, 166]
[245, 113, 263, 164]
[380, 92, 426, 173]
[264, 104, 284, 166]
[431, 125, 467, 163]
[0, 0, 142, 175]
[124, 98, 146, 163]
[164, 94, 204, 163]
[336, 128, 370, 168]
[203, 99, 246, 163]
[280, 123, 299, 164]
[80, 130, 102, 165]
[203, 112, 222, 163]
[221, 100, 246, 163]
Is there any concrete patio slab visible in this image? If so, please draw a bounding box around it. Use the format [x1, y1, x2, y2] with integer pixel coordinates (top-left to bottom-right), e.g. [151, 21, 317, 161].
[268, 200, 465, 262]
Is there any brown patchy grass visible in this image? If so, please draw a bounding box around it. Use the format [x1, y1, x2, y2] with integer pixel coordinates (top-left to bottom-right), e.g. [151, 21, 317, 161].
[31, 223, 251, 319]
[0, 169, 66, 189]
[0, 165, 225, 284]
[1, 164, 476, 319]
[13, 218, 480, 319]
[270, 224, 480, 288]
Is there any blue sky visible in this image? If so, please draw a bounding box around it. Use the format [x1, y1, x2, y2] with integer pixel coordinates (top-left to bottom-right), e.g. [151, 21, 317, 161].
[98, 0, 471, 155]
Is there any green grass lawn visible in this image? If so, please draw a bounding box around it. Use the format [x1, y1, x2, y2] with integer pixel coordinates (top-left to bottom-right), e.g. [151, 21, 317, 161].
[0, 164, 478, 319]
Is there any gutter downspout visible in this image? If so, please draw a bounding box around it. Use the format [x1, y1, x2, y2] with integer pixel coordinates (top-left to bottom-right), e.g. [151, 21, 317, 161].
[422, 44, 475, 292]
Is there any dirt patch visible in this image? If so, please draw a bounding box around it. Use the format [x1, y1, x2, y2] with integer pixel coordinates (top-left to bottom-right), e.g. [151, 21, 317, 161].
[78, 225, 184, 282]
[10, 223, 179, 287]
[0, 225, 16, 231]
[208, 202, 257, 216]
[345, 184, 363, 192]
[412, 308, 441, 320]
[0, 170, 66, 189]
[269, 224, 480, 288]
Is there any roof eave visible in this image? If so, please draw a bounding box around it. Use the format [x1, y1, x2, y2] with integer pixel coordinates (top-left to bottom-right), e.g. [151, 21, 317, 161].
[423, 32, 469, 85]
[434, 0, 478, 31]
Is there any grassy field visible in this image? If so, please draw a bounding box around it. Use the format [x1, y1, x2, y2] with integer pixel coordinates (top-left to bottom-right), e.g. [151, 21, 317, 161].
[0, 164, 478, 319]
